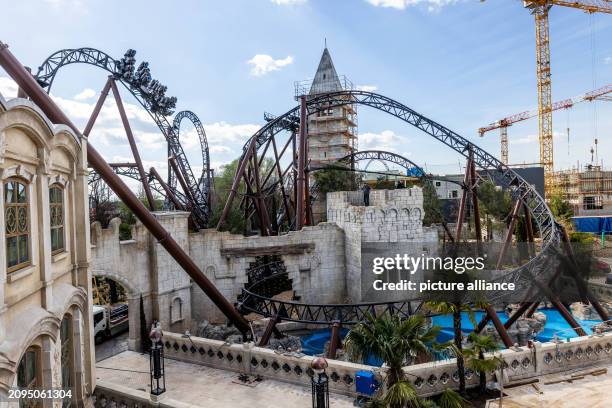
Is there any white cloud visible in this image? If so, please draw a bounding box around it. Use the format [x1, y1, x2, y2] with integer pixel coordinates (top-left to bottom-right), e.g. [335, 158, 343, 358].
[357, 85, 378, 92]
[0, 77, 18, 99]
[509, 131, 564, 146]
[270, 0, 307, 4]
[605, 56, 612, 65]
[359, 130, 407, 152]
[247, 54, 294, 76]
[366, 0, 458, 12]
[205, 121, 260, 145]
[210, 145, 232, 153]
[74, 88, 96, 101]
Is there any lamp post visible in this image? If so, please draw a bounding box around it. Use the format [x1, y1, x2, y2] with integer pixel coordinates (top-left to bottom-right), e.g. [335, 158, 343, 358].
[311, 357, 329, 408]
[149, 321, 166, 397]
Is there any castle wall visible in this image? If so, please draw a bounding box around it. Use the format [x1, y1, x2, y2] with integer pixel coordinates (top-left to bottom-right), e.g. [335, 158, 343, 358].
[326, 188, 438, 302]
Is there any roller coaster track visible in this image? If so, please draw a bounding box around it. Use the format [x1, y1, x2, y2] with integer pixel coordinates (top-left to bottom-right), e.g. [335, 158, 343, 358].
[34, 47, 210, 227]
[233, 90, 563, 324]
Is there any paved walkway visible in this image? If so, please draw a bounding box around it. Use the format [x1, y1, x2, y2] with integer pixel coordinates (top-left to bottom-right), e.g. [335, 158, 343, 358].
[95, 331, 129, 362]
[96, 351, 355, 408]
[486, 362, 611, 408]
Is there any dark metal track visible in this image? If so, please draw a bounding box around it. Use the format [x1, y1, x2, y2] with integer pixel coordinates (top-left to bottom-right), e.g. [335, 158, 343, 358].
[34, 48, 210, 227]
[232, 90, 560, 322]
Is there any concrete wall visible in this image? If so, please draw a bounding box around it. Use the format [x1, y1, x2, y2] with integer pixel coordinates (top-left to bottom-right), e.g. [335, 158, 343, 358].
[189, 223, 346, 324]
[90, 212, 193, 350]
[326, 188, 438, 301]
[90, 188, 440, 327]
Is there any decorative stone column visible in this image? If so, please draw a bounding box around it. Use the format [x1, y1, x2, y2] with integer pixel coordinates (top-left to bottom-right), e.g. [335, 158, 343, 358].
[71, 308, 85, 405]
[36, 148, 53, 310]
[0, 167, 6, 344]
[127, 294, 141, 352]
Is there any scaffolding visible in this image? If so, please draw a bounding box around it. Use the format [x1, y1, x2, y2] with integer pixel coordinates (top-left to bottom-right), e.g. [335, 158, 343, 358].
[552, 165, 612, 215]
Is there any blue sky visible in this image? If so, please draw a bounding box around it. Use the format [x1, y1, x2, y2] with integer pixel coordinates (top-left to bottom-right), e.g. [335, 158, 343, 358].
[1, 0, 611, 184]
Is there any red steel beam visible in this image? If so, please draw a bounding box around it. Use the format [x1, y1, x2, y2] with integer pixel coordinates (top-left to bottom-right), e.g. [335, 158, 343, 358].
[109, 79, 156, 211]
[295, 96, 307, 230]
[0, 42, 250, 335]
[149, 167, 186, 212]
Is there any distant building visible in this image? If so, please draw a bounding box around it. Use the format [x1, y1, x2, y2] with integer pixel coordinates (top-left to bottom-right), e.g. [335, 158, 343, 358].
[295, 47, 357, 165]
[554, 165, 612, 216]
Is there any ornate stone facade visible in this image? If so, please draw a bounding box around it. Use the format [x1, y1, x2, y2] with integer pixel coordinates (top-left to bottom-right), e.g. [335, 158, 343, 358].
[0, 92, 94, 406]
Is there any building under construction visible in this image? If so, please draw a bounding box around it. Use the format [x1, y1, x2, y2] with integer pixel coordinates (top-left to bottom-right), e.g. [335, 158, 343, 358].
[295, 47, 357, 165]
[553, 165, 612, 216]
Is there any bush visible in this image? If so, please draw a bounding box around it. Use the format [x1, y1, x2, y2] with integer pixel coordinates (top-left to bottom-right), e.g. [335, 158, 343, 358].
[119, 222, 133, 241]
[570, 232, 594, 244]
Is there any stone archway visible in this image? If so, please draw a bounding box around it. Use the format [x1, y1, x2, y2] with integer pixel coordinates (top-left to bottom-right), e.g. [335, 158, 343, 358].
[91, 271, 146, 354]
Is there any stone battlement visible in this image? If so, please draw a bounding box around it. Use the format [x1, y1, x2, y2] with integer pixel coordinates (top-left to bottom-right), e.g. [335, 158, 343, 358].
[326, 187, 435, 243]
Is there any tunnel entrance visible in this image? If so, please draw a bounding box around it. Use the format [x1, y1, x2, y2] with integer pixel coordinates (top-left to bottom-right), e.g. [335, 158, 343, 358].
[92, 276, 130, 362]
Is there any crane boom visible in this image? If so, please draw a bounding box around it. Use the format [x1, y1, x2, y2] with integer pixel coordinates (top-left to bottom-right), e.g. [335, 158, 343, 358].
[479, 84, 612, 164]
[521, 1, 612, 195]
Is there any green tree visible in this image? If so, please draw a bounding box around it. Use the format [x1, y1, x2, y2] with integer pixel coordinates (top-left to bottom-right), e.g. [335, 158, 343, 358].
[345, 313, 440, 408]
[463, 332, 500, 394]
[423, 181, 443, 226]
[477, 181, 512, 221]
[313, 168, 359, 195]
[208, 159, 247, 234]
[549, 193, 573, 226]
[424, 301, 479, 396]
[436, 389, 469, 408]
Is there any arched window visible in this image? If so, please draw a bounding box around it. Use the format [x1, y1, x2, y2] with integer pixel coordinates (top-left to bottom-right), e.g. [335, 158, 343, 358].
[170, 297, 183, 323]
[60, 315, 74, 408]
[17, 347, 40, 404]
[49, 185, 64, 254]
[5, 178, 30, 272]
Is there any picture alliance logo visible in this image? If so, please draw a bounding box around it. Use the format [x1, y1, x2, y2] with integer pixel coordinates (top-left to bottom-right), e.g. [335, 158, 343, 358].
[371, 253, 487, 275]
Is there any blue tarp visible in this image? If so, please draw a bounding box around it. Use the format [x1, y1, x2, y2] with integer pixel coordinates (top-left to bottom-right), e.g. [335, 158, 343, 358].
[573, 216, 612, 234]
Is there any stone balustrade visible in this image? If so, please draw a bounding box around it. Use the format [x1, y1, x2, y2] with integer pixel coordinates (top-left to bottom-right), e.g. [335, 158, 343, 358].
[161, 332, 376, 397]
[161, 331, 612, 398]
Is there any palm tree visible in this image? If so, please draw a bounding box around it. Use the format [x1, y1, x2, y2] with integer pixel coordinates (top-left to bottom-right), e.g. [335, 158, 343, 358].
[425, 301, 478, 395]
[344, 312, 441, 408]
[463, 332, 501, 394]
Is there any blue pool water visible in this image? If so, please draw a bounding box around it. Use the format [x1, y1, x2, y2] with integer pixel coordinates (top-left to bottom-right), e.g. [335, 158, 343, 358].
[431, 308, 603, 343]
[298, 308, 602, 361]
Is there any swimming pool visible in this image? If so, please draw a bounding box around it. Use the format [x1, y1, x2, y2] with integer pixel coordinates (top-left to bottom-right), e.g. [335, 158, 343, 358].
[298, 308, 602, 360]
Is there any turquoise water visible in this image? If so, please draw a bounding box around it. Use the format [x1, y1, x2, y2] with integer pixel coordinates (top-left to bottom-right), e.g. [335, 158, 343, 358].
[431, 308, 603, 343]
[298, 308, 603, 361]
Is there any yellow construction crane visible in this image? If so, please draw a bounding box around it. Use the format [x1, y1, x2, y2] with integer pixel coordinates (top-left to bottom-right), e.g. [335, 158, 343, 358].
[479, 84, 612, 164]
[483, 1, 612, 195]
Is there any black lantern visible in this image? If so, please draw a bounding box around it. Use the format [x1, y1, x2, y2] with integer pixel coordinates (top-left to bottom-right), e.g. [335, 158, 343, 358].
[311, 357, 329, 408]
[149, 321, 166, 396]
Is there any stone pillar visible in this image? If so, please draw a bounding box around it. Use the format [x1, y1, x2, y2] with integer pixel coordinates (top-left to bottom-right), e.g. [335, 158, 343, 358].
[73, 138, 95, 396]
[36, 149, 53, 310]
[0, 168, 6, 344]
[41, 336, 54, 408]
[72, 308, 85, 405]
[127, 295, 141, 352]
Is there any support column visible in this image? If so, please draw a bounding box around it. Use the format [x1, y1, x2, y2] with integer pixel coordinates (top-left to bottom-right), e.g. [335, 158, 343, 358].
[485, 305, 513, 348]
[258, 315, 280, 347]
[496, 199, 522, 270]
[469, 151, 482, 246]
[455, 157, 472, 241]
[36, 149, 53, 310]
[72, 308, 85, 405]
[127, 295, 141, 351]
[109, 79, 156, 211]
[0, 170, 6, 344]
[296, 96, 307, 230]
[327, 321, 342, 359]
[503, 302, 533, 329]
